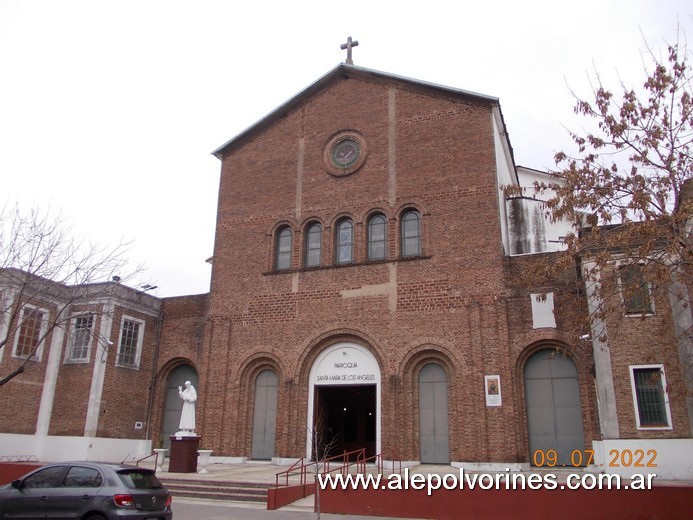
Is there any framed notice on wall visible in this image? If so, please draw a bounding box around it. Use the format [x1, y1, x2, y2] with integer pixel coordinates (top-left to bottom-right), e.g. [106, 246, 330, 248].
[485, 375, 502, 407]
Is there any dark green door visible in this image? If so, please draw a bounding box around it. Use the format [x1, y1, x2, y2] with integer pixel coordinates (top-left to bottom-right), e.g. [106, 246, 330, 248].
[419, 363, 450, 464]
[251, 370, 278, 460]
[525, 350, 585, 466]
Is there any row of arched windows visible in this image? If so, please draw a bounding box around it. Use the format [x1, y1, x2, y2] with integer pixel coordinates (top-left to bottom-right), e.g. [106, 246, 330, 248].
[274, 209, 422, 271]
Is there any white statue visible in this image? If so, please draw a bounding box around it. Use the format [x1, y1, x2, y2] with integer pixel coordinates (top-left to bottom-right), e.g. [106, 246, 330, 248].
[176, 381, 197, 436]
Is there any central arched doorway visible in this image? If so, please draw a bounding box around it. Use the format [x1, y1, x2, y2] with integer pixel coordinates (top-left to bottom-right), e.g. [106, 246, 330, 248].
[307, 342, 381, 460]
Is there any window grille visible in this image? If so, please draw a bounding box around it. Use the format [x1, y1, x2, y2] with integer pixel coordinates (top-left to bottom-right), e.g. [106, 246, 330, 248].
[632, 367, 668, 427]
[14, 307, 45, 359]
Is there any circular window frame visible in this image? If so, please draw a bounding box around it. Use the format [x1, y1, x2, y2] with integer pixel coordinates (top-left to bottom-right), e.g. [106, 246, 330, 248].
[323, 131, 369, 177]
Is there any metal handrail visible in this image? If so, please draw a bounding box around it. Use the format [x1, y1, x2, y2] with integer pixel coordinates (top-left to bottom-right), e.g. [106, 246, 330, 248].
[274, 448, 401, 489]
[275, 457, 307, 487]
[134, 452, 158, 468]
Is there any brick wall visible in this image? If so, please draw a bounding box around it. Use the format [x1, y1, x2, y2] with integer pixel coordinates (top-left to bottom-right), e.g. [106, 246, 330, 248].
[195, 74, 558, 462]
[96, 305, 159, 439]
[49, 304, 105, 436]
[597, 264, 691, 438]
[4, 69, 687, 463]
[506, 253, 600, 458]
[0, 296, 58, 434]
[149, 294, 207, 448]
[0, 287, 161, 442]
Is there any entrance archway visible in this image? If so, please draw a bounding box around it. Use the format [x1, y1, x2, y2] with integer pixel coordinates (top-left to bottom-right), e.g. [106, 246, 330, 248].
[161, 364, 198, 449]
[524, 349, 585, 466]
[307, 342, 381, 459]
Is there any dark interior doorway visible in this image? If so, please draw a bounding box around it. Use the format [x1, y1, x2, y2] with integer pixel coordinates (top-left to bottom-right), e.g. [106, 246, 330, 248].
[314, 385, 376, 460]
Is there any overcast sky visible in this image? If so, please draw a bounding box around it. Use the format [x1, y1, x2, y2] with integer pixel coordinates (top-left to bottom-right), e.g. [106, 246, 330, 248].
[1, 1, 690, 297]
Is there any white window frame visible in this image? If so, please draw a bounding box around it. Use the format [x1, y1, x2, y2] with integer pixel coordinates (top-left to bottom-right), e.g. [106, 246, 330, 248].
[629, 364, 673, 430]
[0, 289, 6, 330]
[12, 304, 48, 362]
[115, 315, 145, 369]
[617, 262, 655, 317]
[65, 314, 95, 364]
[0, 289, 8, 364]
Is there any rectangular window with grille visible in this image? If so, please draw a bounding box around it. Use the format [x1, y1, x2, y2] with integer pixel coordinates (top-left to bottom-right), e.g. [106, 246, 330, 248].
[13, 306, 46, 360]
[629, 365, 672, 429]
[67, 315, 94, 362]
[116, 317, 144, 369]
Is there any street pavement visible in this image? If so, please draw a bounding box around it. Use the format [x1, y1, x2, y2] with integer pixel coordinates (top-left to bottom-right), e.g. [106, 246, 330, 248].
[172, 496, 411, 520]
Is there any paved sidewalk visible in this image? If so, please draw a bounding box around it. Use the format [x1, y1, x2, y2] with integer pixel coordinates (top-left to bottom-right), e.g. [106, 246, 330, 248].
[151, 459, 416, 517]
[172, 497, 415, 520]
[150, 459, 692, 519]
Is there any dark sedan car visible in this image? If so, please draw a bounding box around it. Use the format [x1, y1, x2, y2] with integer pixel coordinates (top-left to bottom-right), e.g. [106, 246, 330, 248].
[0, 462, 172, 520]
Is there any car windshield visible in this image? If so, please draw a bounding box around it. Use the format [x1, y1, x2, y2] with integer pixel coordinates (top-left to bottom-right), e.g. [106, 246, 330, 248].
[116, 470, 164, 490]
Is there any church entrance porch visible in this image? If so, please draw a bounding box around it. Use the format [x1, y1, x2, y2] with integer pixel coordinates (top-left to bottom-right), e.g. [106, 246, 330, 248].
[313, 384, 376, 460]
[307, 342, 382, 459]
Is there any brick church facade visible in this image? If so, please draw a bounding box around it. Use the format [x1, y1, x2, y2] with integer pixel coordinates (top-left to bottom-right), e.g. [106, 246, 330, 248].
[2, 64, 691, 477]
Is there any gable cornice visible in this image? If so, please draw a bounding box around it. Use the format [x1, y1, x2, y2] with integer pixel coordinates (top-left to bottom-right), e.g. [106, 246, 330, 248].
[211, 63, 501, 160]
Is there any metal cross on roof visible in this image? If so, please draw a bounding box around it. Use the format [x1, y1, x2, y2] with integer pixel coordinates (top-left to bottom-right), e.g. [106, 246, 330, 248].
[340, 36, 359, 65]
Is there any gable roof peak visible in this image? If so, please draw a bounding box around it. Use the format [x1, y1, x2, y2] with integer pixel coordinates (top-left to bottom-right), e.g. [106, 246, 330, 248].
[212, 64, 500, 159]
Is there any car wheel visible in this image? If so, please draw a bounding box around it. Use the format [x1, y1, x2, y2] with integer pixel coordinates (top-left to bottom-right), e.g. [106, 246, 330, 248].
[82, 514, 106, 520]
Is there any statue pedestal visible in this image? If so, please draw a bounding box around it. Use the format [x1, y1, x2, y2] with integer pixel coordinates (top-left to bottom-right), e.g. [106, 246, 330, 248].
[168, 436, 200, 473]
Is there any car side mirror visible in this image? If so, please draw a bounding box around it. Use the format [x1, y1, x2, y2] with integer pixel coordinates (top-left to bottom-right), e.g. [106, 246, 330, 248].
[11, 480, 22, 489]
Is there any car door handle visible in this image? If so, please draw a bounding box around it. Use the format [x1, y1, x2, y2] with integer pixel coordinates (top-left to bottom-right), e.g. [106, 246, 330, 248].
[40, 496, 49, 501]
[82, 495, 92, 500]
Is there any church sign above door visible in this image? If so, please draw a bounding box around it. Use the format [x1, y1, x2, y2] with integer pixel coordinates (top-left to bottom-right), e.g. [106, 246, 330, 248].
[323, 130, 368, 176]
[311, 343, 381, 385]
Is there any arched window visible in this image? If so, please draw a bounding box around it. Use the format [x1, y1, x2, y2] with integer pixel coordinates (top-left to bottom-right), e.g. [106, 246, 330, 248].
[275, 227, 292, 270]
[367, 214, 387, 260]
[305, 223, 322, 267]
[401, 210, 421, 257]
[335, 219, 354, 264]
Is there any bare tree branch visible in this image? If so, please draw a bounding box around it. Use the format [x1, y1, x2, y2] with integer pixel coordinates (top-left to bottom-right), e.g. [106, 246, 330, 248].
[0, 204, 144, 386]
[519, 35, 693, 424]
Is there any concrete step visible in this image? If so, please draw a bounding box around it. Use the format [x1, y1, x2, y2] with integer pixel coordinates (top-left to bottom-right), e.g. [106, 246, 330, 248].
[161, 478, 269, 503]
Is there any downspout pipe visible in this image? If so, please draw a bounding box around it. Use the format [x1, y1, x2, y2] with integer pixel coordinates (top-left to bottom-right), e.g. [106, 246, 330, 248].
[144, 302, 163, 443]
